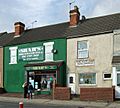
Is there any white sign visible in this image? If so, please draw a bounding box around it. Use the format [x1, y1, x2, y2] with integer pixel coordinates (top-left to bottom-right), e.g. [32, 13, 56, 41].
[76, 58, 95, 66]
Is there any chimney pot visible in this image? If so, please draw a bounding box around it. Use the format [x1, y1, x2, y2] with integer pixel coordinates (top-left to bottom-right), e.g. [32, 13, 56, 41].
[69, 6, 80, 27]
[74, 6, 78, 10]
[14, 22, 25, 36]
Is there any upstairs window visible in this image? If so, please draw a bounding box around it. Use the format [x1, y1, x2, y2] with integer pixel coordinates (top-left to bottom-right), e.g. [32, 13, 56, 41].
[9, 47, 18, 64]
[77, 41, 88, 58]
[43, 42, 54, 61]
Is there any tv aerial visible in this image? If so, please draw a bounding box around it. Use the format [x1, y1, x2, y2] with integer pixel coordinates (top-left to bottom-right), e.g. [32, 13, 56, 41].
[69, 0, 76, 10]
[26, 20, 37, 30]
[31, 20, 37, 28]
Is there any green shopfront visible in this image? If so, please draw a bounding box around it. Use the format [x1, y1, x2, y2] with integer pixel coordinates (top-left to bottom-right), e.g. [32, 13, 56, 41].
[4, 38, 66, 94]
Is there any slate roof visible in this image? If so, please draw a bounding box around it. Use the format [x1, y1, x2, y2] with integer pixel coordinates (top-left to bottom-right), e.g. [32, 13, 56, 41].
[6, 22, 69, 46]
[66, 13, 120, 38]
[0, 32, 14, 46]
[5, 13, 120, 46]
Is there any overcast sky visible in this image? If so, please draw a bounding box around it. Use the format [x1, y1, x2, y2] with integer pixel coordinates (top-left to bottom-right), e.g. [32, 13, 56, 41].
[0, 0, 120, 32]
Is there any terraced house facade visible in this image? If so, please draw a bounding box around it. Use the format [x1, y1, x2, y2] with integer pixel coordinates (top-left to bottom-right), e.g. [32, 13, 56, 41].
[1, 6, 120, 101]
[67, 6, 120, 101]
[4, 22, 67, 95]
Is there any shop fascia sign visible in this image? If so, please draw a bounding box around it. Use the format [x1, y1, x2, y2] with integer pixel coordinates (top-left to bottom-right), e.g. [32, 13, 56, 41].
[76, 58, 95, 66]
[26, 65, 57, 71]
[18, 46, 44, 61]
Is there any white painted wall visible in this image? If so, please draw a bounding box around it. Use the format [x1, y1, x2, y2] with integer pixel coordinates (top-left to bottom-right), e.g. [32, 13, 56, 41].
[67, 33, 113, 94]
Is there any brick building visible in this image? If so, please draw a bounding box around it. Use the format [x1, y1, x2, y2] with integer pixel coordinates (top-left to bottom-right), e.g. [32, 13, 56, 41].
[1, 6, 120, 101]
[66, 6, 120, 101]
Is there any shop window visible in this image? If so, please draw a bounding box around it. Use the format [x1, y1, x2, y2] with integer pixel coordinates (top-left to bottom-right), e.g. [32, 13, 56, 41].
[117, 73, 120, 86]
[69, 77, 73, 83]
[77, 41, 89, 58]
[103, 73, 112, 80]
[116, 66, 120, 71]
[79, 73, 96, 85]
[32, 74, 55, 91]
[43, 42, 54, 61]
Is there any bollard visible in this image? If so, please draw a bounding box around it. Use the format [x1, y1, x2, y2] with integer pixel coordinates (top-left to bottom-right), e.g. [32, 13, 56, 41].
[19, 102, 23, 108]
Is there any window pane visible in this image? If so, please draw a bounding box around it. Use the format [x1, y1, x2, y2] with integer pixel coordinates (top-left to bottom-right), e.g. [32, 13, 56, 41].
[79, 73, 96, 84]
[104, 74, 111, 78]
[45, 45, 52, 53]
[45, 53, 53, 61]
[44, 43, 53, 61]
[69, 77, 73, 83]
[117, 73, 120, 86]
[78, 50, 88, 58]
[78, 41, 87, 50]
[77, 41, 88, 58]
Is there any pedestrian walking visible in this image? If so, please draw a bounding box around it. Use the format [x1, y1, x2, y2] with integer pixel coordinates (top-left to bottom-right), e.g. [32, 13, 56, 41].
[28, 82, 34, 99]
[22, 82, 28, 98]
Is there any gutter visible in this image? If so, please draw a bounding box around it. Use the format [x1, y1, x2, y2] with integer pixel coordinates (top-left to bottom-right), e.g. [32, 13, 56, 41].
[67, 30, 113, 39]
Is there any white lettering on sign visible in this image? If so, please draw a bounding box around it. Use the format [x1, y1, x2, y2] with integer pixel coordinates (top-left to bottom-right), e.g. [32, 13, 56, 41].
[18, 46, 44, 61]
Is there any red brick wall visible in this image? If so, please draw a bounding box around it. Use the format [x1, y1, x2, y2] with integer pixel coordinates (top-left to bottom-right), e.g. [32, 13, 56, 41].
[14, 22, 25, 36]
[80, 87, 115, 102]
[53, 87, 71, 100]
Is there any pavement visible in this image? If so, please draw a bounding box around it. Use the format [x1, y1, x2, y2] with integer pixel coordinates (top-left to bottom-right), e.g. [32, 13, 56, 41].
[0, 93, 120, 108]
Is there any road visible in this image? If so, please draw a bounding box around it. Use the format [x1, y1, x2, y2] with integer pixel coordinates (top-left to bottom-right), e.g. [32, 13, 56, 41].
[0, 101, 87, 108]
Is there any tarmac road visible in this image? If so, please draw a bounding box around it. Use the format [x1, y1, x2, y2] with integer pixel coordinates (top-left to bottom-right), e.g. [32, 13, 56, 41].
[0, 95, 120, 108]
[0, 101, 85, 108]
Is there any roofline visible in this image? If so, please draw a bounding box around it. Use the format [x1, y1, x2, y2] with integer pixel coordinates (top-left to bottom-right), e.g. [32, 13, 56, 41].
[0, 32, 7, 37]
[0, 32, 8, 47]
[24, 21, 69, 31]
[5, 36, 66, 47]
[67, 30, 113, 39]
[4, 30, 114, 46]
[25, 13, 120, 31]
[84, 12, 120, 20]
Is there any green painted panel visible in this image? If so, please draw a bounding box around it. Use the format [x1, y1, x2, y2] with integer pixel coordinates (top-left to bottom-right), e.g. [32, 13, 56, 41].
[4, 38, 66, 93]
[18, 46, 44, 61]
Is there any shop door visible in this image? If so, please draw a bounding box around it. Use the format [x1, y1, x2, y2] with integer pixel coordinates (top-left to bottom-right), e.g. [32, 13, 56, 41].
[67, 73, 75, 94]
[115, 72, 120, 98]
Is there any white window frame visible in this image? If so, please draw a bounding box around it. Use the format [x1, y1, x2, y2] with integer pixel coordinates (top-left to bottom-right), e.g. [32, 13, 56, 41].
[43, 42, 54, 61]
[103, 73, 112, 80]
[79, 73, 96, 85]
[77, 41, 89, 59]
[9, 47, 18, 64]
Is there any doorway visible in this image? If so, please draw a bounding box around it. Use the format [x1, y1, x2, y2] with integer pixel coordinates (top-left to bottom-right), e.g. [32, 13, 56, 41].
[67, 73, 75, 94]
[28, 71, 56, 94]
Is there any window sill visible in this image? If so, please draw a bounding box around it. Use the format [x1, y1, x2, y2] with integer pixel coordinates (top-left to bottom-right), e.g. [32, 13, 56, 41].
[103, 78, 112, 80]
[79, 84, 97, 87]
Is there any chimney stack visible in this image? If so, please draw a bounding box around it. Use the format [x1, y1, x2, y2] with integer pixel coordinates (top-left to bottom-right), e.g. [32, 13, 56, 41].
[14, 22, 25, 36]
[69, 6, 80, 26]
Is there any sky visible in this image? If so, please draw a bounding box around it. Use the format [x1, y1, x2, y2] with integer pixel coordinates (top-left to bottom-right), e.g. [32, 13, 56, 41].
[0, 0, 120, 33]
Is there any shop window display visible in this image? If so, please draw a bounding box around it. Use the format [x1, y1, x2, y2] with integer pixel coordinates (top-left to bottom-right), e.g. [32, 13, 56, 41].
[79, 73, 96, 85]
[28, 72, 55, 92]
